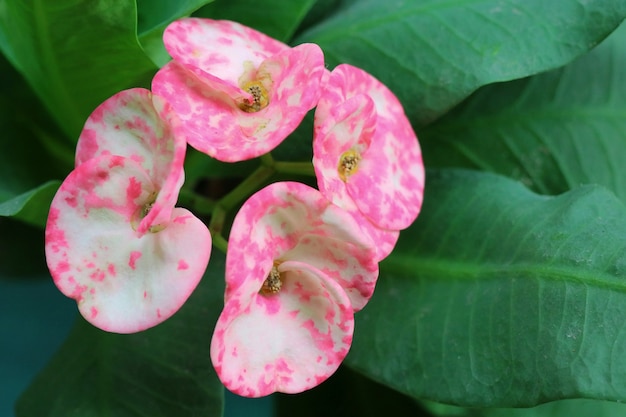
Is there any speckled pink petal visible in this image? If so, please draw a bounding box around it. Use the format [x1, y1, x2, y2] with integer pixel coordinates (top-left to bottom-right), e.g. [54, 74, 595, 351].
[313, 64, 425, 231]
[152, 19, 326, 162]
[211, 260, 353, 397]
[163, 18, 287, 88]
[45, 155, 211, 333]
[226, 181, 378, 311]
[75, 88, 187, 231]
[313, 92, 399, 260]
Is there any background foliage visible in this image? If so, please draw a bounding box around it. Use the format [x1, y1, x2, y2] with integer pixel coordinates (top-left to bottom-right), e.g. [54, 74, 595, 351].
[2, 0, 626, 416]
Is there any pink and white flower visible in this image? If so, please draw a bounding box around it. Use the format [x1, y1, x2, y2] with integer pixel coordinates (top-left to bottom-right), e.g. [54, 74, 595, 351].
[45, 88, 212, 333]
[210, 181, 378, 397]
[152, 18, 325, 162]
[313, 64, 425, 260]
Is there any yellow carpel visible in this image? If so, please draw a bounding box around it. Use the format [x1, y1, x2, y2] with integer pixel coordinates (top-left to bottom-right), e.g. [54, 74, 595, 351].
[260, 264, 282, 295]
[338, 149, 362, 182]
[239, 81, 269, 113]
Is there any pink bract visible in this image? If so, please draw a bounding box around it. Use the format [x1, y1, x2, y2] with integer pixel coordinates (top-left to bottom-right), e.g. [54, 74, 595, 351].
[46, 156, 211, 333]
[45, 89, 211, 333]
[313, 64, 425, 259]
[76, 88, 186, 234]
[211, 181, 378, 397]
[152, 18, 325, 162]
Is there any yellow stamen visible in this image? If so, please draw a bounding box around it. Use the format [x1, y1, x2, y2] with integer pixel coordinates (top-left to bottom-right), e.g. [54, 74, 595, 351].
[338, 149, 362, 182]
[239, 81, 269, 113]
[260, 264, 282, 295]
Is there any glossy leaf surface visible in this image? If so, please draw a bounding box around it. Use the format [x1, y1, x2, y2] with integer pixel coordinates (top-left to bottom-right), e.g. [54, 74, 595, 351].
[347, 169, 626, 406]
[298, 0, 626, 126]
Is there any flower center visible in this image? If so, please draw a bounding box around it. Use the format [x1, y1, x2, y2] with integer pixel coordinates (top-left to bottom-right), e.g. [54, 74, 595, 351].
[260, 264, 282, 295]
[239, 80, 269, 113]
[131, 192, 165, 233]
[338, 149, 362, 182]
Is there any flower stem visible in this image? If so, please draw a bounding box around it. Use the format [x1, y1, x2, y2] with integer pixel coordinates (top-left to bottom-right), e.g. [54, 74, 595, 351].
[204, 153, 315, 255]
[178, 189, 216, 216]
[209, 162, 276, 253]
[273, 161, 315, 177]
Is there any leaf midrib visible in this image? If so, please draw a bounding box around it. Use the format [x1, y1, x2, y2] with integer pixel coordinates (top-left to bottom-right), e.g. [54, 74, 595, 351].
[383, 255, 626, 293]
[425, 106, 626, 135]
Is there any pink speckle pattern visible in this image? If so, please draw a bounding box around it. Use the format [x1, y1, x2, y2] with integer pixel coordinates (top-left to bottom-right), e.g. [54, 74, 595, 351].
[45, 89, 212, 334]
[152, 18, 326, 162]
[75, 88, 187, 234]
[128, 251, 142, 270]
[210, 182, 378, 397]
[313, 64, 425, 260]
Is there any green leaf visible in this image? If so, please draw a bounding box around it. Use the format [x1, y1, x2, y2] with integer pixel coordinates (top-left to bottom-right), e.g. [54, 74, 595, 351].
[0, 180, 60, 227]
[0, 219, 49, 277]
[0, 51, 71, 227]
[423, 398, 626, 417]
[15, 251, 227, 417]
[297, 0, 626, 126]
[276, 365, 429, 417]
[194, 0, 317, 42]
[0, 0, 157, 139]
[136, 0, 215, 67]
[421, 21, 626, 202]
[347, 169, 626, 407]
[295, 0, 341, 37]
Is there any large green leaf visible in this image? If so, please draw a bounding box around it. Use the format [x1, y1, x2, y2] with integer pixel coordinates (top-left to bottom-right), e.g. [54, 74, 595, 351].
[194, 0, 316, 42]
[423, 398, 626, 417]
[15, 252, 227, 417]
[0, 0, 157, 139]
[275, 364, 626, 417]
[421, 21, 626, 201]
[347, 169, 626, 407]
[0, 219, 49, 277]
[276, 365, 428, 417]
[0, 52, 71, 202]
[297, 0, 626, 126]
[0, 180, 59, 227]
[136, 0, 215, 67]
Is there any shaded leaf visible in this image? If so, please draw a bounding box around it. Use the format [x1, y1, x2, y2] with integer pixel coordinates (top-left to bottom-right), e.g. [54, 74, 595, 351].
[0, 0, 157, 139]
[16, 251, 227, 417]
[194, 0, 316, 42]
[295, 0, 342, 37]
[297, 0, 626, 126]
[423, 398, 626, 417]
[421, 21, 626, 202]
[0, 52, 72, 202]
[0, 219, 48, 277]
[136, 0, 215, 67]
[347, 169, 626, 407]
[0, 180, 59, 228]
[276, 365, 430, 417]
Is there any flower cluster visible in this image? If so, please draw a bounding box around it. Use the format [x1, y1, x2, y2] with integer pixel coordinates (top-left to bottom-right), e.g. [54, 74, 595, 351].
[44, 18, 424, 396]
[45, 88, 212, 333]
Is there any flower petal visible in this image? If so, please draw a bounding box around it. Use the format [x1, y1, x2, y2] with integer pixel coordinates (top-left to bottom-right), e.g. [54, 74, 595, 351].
[313, 92, 400, 260]
[163, 18, 286, 88]
[226, 181, 378, 311]
[153, 18, 325, 162]
[210, 260, 353, 397]
[314, 64, 425, 231]
[45, 155, 211, 333]
[75, 88, 186, 231]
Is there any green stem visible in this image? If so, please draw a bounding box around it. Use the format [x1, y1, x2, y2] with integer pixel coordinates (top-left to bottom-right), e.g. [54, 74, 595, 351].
[273, 161, 315, 177]
[217, 164, 275, 211]
[204, 154, 314, 255]
[211, 231, 229, 253]
[209, 162, 276, 253]
[178, 189, 216, 216]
